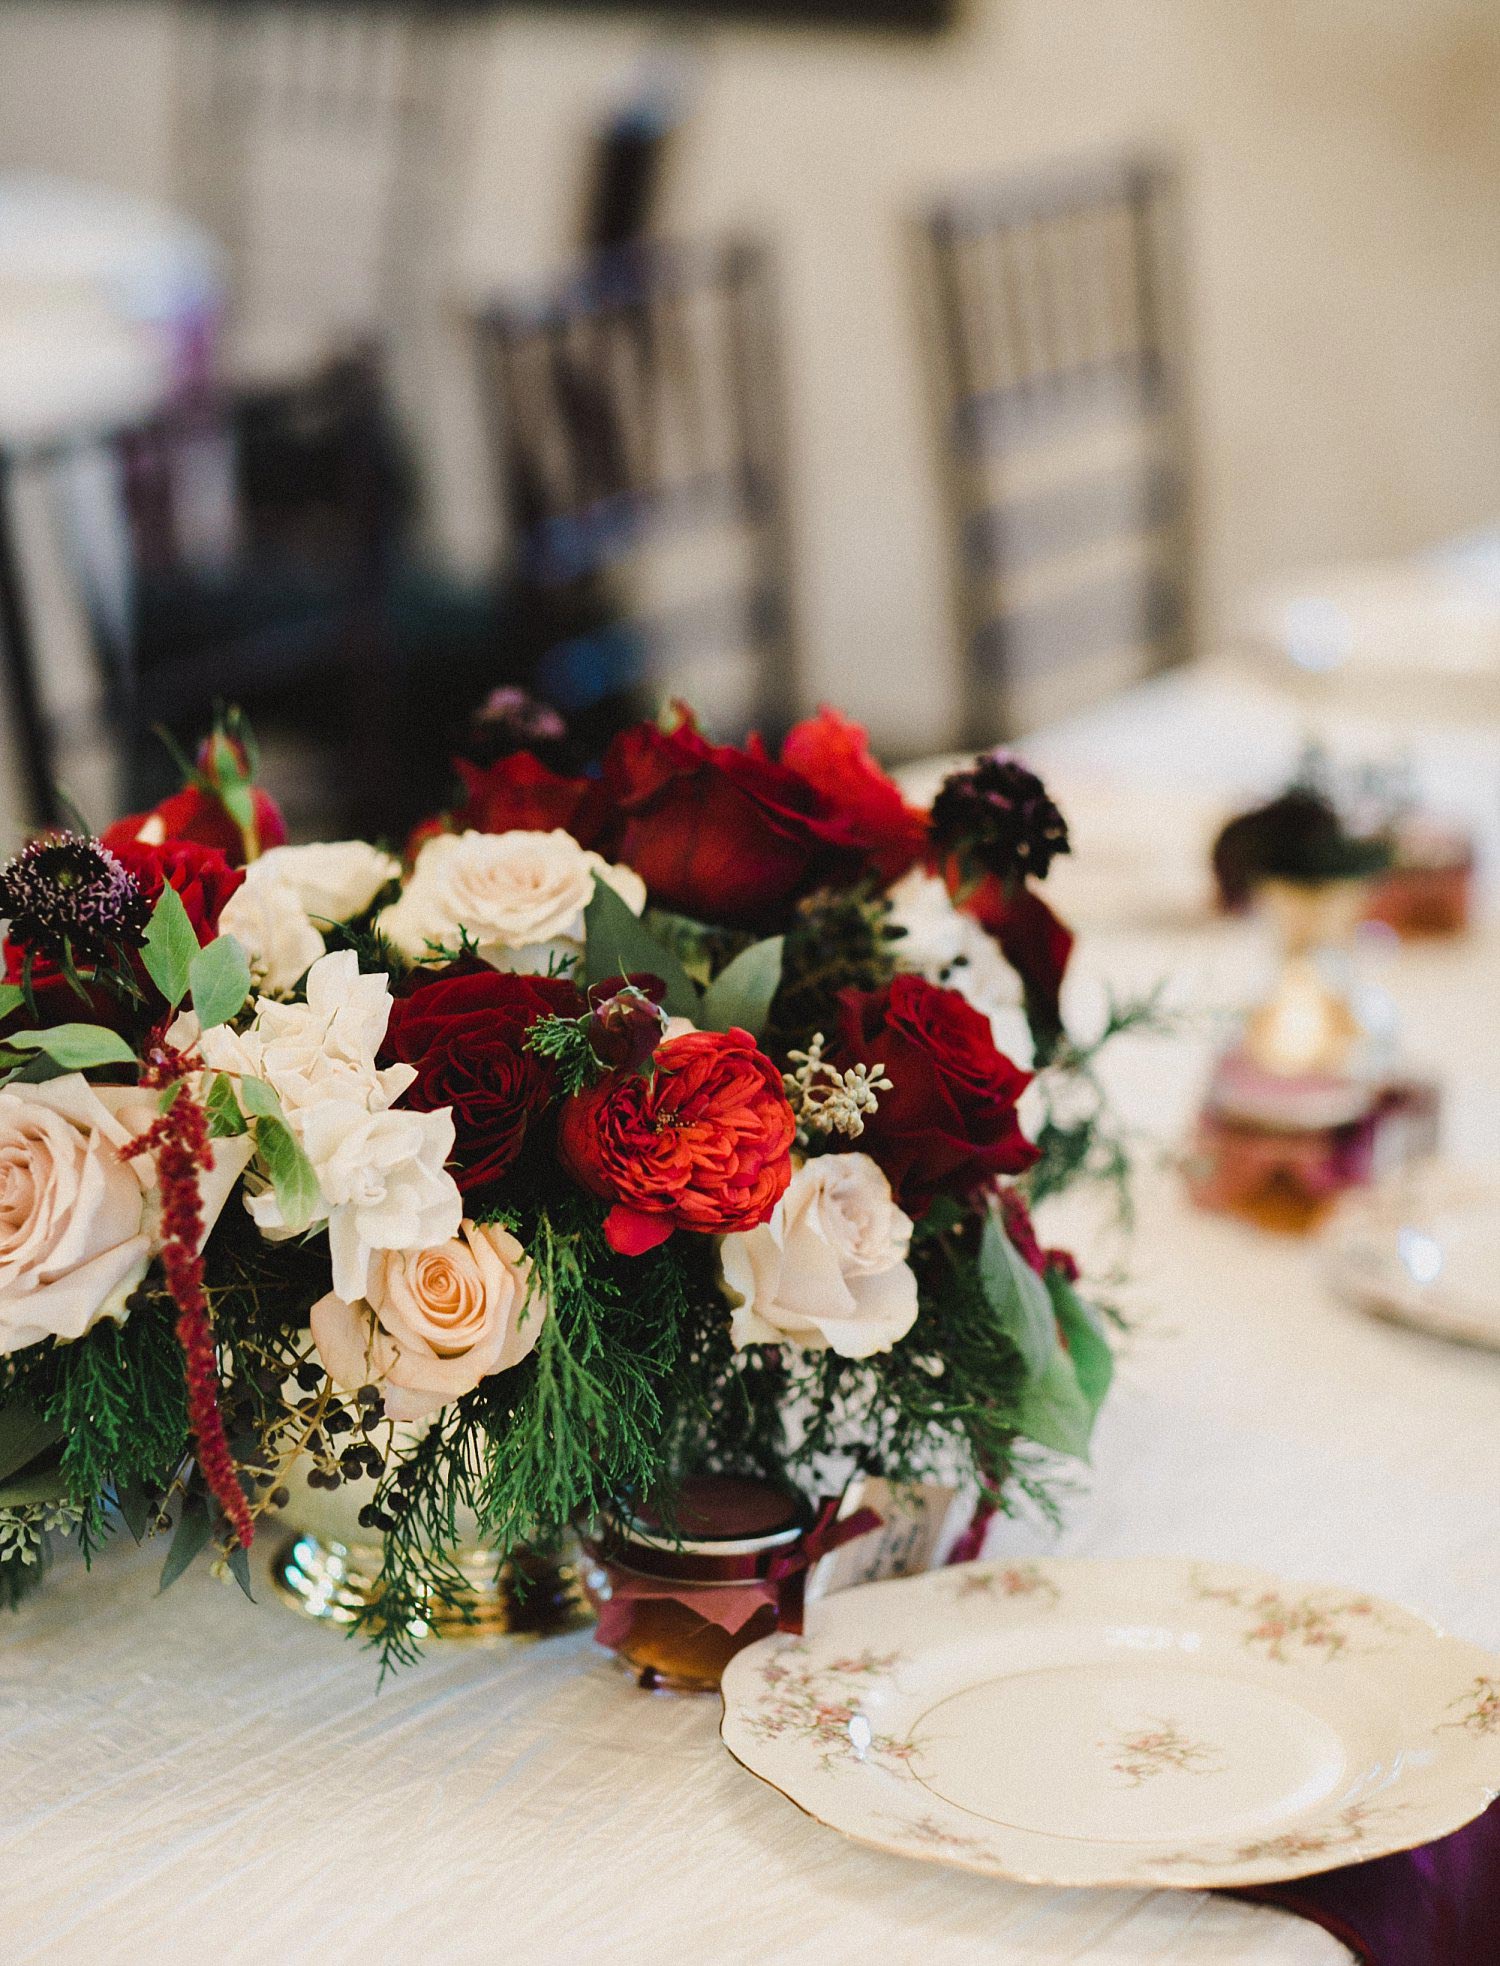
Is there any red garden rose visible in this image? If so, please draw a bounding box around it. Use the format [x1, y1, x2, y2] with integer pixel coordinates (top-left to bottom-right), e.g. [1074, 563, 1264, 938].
[452, 752, 607, 847]
[830, 972, 1037, 1214]
[381, 969, 585, 1195]
[593, 710, 866, 929]
[781, 707, 928, 885]
[558, 1027, 796, 1255]
[110, 838, 245, 945]
[104, 781, 287, 869]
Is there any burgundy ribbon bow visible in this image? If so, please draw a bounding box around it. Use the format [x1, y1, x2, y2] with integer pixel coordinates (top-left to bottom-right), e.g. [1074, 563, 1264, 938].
[767, 1497, 883, 1634]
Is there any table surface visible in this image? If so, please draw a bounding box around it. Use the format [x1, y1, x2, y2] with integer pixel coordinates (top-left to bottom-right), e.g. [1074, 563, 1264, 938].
[5, 665, 1498, 1966]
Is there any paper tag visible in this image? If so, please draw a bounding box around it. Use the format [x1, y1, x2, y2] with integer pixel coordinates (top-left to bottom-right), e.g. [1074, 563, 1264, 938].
[806, 1478, 973, 1604]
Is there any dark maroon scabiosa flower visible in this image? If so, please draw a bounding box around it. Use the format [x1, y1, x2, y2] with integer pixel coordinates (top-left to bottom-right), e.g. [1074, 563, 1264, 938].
[929, 753, 1070, 887]
[0, 834, 151, 966]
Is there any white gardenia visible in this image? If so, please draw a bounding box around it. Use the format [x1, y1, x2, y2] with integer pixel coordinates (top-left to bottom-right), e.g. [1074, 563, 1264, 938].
[0, 1076, 250, 1355]
[377, 828, 647, 973]
[721, 1152, 919, 1360]
[288, 1100, 461, 1305]
[219, 842, 400, 995]
[885, 866, 1034, 1068]
[197, 949, 414, 1121]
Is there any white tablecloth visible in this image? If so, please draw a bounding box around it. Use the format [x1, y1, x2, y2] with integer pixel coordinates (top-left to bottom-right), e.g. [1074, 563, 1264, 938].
[4, 667, 1498, 1966]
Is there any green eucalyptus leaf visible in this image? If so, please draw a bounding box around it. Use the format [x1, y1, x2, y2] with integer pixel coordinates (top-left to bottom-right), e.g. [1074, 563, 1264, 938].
[697, 936, 784, 1040]
[255, 1115, 320, 1233]
[141, 883, 199, 1008]
[113, 1479, 152, 1544]
[582, 878, 699, 1020]
[978, 1213, 1058, 1381]
[0, 1402, 65, 1485]
[1013, 1344, 1096, 1462]
[238, 1075, 282, 1121]
[5, 1024, 137, 1070]
[226, 1543, 256, 1601]
[205, 1072, 248, 1138]
[189, 934, 251, 1031]
[159, 1494, 213, 1592]
[1046, 1270, 1114, 1415]
[0, 984, 23, 1022]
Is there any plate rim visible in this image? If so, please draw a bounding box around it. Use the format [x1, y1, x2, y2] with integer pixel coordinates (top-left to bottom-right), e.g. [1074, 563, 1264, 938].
[719, 1554, 1500, 1890]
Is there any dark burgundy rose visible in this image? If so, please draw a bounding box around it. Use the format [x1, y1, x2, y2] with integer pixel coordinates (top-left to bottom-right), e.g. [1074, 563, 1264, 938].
[381, 969, 585, 1194]
[586, 979, 669, 1072]
[452, 752, 608, 846]
[830, 972, 1037, 1215]
[930, 753, 1069, 886]
[594, 710, 866, 930]
[780, 707, 927, 886]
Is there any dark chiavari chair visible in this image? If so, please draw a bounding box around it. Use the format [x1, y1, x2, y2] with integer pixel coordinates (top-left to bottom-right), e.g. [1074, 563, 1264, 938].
[0, 352, 405, 837]
[916, 154, 1196, 749]
[473, 236, 797, 749]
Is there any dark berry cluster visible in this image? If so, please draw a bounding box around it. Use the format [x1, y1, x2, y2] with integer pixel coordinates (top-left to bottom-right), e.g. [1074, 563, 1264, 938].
[929, 754, 1070, 884]
[0, 834, 151, 965]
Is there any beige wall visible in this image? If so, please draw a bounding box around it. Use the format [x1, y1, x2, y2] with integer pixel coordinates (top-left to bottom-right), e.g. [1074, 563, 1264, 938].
[3, 0, 1499, 754]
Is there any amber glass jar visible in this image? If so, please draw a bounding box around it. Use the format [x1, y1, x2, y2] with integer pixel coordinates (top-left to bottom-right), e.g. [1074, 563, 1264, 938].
[582, 1475, 811, 1693]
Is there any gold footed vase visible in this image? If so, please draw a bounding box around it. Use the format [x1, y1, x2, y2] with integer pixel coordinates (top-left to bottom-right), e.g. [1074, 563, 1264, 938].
[273, 1529, 590, 1640]
[271, 1455, 591, 1641]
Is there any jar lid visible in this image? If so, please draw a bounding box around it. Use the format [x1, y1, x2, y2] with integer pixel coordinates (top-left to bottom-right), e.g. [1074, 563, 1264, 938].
[600, 1474, 811, 1565]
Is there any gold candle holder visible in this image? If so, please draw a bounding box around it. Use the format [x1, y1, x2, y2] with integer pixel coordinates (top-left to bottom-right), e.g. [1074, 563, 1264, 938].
[1243, 877, 1372, 1080]
[273, 1529, 590, 1641]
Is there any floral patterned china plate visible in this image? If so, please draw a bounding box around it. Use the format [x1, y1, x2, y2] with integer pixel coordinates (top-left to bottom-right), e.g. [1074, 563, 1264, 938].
[719, 1557, 1500, 1889]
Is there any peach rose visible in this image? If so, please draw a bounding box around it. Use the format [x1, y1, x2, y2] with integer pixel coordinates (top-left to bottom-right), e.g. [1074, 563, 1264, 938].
[310, 1219, 541, 1421]
[0, 1075, 251, 1355]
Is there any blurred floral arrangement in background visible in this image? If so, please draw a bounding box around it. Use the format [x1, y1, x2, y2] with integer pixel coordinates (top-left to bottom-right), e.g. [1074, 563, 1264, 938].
[0, 696, 1149, 1665]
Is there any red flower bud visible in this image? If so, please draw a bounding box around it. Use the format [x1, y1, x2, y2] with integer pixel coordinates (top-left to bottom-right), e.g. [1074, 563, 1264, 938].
[586, 980, 669, 1072]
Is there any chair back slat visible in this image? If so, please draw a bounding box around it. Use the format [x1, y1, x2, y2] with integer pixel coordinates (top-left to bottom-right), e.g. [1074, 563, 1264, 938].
[919, 152, 1195, 747]
[474, 237, 795, 738]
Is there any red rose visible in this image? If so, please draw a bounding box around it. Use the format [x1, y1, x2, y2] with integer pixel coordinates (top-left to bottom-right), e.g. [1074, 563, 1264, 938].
[830, 972, 1037, 1214]
[781, 707, 927, 885]
[594, 710, 865, 929]
[452, 752, 608, 846]
[947, 864, 1073, 1042]
[110, 839, 244, 945]
[558, 1027, 796, 1255]
[103, 782, 287, 869]
[381, 969, 584, 1194]
[0, 943, 119, 1033]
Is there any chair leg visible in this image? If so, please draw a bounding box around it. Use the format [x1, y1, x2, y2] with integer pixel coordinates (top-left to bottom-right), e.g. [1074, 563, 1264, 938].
[0, 458, 58, 833]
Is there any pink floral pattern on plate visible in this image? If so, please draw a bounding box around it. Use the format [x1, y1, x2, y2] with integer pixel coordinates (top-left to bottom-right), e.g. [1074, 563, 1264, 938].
[1193, 1574, 1398, 1663]
[1440, 1677, 1500, 1736]
[1099, 1718, 1224, 1787]
[948, 1562, 1060, 1606]
[747, 1646, 916, 1774]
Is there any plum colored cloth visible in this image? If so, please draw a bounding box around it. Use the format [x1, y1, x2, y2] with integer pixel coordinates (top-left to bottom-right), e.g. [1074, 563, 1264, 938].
[1230, 1800, 1500, 1965]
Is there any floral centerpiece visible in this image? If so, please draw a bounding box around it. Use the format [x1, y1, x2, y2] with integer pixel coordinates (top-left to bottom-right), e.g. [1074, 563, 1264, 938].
[0, 703, 1141, 1663]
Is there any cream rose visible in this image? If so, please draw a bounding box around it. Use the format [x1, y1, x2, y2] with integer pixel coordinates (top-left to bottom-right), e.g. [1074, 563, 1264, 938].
[253, 840, 400, 926]
[0, 1076, 251, 1355]
[377, 829, 647, 973]
[721, 1152, 919, 1359]
[310, 1219, 541, 1421]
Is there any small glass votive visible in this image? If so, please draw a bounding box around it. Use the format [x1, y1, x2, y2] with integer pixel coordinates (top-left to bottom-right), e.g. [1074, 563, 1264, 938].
[581, 1475, 813, 1694]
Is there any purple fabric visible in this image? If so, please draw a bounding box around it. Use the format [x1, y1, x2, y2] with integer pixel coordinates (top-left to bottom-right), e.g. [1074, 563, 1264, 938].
[1229, 1799, 1500, 1965]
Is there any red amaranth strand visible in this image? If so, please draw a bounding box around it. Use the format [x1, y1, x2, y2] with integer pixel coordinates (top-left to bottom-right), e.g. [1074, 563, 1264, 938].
[125, 1045, 255, 1550]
